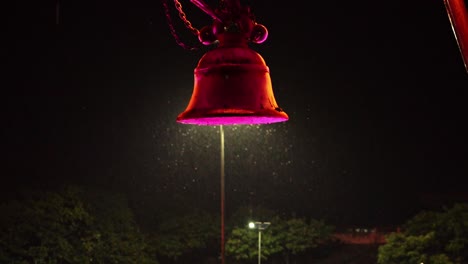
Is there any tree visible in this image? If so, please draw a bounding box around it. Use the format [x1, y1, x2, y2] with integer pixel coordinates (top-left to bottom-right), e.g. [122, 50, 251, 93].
[150, 209, 219, 262]
[225, 222, 282, 262]
[81, 188, 157, 264]
[272, 217, 335, 264]
[377, 203, 468, 264]
[0, 186, 97, 263]
[225, 216, 335, 264]
[0, 186, 158, 264]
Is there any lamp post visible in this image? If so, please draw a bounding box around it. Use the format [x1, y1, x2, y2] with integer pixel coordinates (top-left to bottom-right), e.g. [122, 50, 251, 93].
[220, 125, 225, 264]
[249, 221, 271, 264]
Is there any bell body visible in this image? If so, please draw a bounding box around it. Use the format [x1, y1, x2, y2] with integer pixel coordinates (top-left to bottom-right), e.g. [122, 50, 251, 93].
[177, 43, 288, 125]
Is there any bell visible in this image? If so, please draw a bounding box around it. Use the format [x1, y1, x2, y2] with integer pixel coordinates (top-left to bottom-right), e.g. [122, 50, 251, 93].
[177, 0, 288, 126]
[177, 34, 288, 126]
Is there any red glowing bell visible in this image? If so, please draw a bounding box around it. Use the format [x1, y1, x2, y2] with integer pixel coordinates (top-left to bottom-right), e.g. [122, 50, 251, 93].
[177, 0, 288, 125]
[177, 34, 288, 126]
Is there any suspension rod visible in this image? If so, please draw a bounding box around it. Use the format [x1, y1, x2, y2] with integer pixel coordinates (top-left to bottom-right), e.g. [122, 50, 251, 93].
[190, 0, 223, 22]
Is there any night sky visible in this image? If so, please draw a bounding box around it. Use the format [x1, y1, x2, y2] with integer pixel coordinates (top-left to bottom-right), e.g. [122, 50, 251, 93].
[3, 0, 468, 227]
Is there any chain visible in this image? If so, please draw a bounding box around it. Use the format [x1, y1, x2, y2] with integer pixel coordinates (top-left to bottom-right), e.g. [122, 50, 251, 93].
[162, 0, 200, 51]
[174, 0, 200, 36]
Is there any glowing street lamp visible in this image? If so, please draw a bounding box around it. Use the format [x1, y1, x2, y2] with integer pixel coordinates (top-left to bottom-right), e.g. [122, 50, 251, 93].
[248, 221, 271, 264]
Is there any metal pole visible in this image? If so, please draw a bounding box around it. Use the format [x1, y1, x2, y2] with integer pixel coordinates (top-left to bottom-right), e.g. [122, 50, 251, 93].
[258, 230, 262, 264]
[56, 0, 60, 25]
[220, 125, 225, 264]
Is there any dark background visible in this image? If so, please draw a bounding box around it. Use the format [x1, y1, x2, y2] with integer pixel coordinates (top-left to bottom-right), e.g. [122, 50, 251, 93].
[3, 0, 468, 228]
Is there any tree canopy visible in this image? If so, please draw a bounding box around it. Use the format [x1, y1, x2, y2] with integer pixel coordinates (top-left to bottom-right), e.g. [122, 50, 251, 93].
[149, 209, 219, 261]
[377, 203, 468, 264]
[0, 186, 157, 264]
[225, 215, 335, 264]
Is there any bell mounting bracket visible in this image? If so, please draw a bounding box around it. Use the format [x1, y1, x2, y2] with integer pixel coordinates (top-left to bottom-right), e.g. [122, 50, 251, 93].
[190, 0, 269, 45]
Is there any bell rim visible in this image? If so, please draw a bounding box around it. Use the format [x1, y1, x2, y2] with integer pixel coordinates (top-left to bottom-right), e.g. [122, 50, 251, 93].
[176, 108, 289, 126]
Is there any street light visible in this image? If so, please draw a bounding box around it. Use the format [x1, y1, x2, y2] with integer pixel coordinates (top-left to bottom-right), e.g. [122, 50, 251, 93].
[248, 221, 271, 264]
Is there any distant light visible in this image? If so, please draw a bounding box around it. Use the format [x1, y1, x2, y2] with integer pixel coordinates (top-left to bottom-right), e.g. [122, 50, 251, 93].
[249, 221, 271, 230]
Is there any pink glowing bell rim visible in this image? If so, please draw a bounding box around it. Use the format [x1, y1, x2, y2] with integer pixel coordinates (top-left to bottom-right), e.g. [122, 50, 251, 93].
[176, 109, 289, 126]
[177, 116, 288, 126]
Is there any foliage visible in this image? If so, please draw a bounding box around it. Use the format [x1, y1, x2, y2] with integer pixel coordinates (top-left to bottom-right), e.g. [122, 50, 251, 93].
[81, 189, 157, 263]
[225, 222, 282, 261]
[281, 218, 334, 253]
[377, 203, 468, 264]
[272, 217, 335, 264]
[0, 187, 96, 263]
[0, 186, 157, 264]
[150, 209, 219, 261]
[225, 215, 335, 263]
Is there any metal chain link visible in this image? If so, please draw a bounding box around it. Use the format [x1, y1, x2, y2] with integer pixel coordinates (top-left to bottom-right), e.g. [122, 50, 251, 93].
[174, 0, 200, 36]
[162, 0, 200, 51]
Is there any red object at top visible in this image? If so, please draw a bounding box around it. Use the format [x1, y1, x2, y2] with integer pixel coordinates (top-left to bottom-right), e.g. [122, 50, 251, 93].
[176, 34, 289, 126]
[177, 0, 288, 126]
[444, 0, 468, 73]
